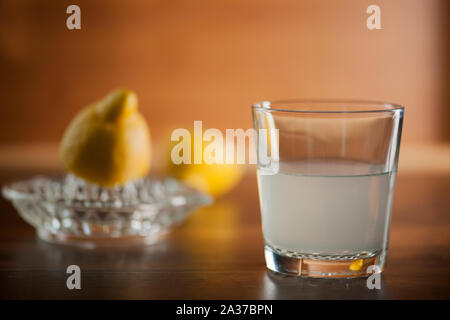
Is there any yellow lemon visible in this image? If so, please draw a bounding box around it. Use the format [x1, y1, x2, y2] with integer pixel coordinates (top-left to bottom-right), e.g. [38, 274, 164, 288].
[166, 130, 244, 198]
[59, 89, 151, 187]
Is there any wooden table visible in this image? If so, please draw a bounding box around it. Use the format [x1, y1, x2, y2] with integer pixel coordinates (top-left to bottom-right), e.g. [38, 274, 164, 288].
[0, 169, 449, 299]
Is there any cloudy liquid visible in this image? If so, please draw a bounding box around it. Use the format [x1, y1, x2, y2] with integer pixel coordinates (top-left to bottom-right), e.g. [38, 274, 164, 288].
[257, 161, 396, 258]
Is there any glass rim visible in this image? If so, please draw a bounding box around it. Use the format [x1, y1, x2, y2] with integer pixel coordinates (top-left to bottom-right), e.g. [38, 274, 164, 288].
[252, 99, 404, 114]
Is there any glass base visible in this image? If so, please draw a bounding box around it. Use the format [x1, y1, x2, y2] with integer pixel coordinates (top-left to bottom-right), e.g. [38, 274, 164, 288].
[264, 245, 384, 278]
[37, 229, 167, 249]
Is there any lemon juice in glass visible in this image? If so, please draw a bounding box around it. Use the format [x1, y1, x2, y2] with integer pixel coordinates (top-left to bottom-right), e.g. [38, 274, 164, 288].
[252, 100, 404, 278]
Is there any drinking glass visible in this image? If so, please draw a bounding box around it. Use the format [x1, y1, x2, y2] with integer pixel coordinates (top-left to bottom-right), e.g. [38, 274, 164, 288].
[252, 100, 404, 278]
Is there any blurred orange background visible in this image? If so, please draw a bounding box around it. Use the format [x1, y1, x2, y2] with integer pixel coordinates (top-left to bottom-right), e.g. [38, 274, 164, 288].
[0, 0, 449, 174]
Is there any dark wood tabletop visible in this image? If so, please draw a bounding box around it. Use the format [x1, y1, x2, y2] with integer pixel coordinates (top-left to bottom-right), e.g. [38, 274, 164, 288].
[0, 169, 449, 300]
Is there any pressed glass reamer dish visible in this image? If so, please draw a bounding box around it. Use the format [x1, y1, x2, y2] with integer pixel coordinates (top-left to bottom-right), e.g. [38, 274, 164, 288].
[2, 174, 212, 248]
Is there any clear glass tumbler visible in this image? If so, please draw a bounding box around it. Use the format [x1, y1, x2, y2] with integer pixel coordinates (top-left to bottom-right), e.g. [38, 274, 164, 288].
[252, 100, 404, 278]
